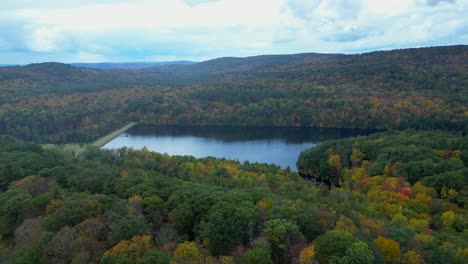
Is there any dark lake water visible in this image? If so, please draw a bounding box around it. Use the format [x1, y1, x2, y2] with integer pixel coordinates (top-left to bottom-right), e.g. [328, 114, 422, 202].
[102, 125, 379, 169]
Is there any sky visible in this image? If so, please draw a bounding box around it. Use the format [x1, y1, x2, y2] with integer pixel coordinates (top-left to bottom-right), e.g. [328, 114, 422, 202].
[0, 0, 467, 64]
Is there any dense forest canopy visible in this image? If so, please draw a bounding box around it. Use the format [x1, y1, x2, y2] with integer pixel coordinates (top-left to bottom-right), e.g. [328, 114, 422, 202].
[0, 45, 467, 263]
[0, 45, 466, 143]
[0, 130, 466, 263]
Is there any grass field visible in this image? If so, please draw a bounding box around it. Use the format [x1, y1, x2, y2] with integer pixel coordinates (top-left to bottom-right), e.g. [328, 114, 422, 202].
[42, 122, 138, 155]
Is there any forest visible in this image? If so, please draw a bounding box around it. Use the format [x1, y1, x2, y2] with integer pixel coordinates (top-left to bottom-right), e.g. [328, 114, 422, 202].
[0, 46, 466, 143]
[0, 45, 467, 263]
[0, 130, 466, 263]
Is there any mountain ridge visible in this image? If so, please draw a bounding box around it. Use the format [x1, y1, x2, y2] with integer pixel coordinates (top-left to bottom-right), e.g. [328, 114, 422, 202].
[71, 61, 196, 70]
[0, 45, 466, 143]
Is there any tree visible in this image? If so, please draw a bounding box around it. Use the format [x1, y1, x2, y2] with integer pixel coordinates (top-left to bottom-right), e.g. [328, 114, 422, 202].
[339, 241, 374, 264]
[387, 223, 415, 246]
[0, 189, 31, 225]
[299, 245, 315, 264]
[314, 230, 357, 263]
[74, 217, 106, 240]
[172, 241, 203, 264]
[108, 215, 149, 245]
[374, 236, 401, 263]
[100, 255, 131, 264]
[350, 147, 365, 167]
[14, 217, 43, 249]
[440, 210, 456, 228]
[141, 195, 165, 221]
[402, 250, 423, 264]
[335, 215, 358, 234]
[11, 247, 40, 264]
[155, 224, 178, 249]
[241, 247, 273, 264]
[328, 153, 342, 181]
[136, 250, 171, 264]
[43, 195, 102, 232]
[262, 219, 305, 263]
[220, 256, 235, 264]
[169, 203, 194, 238]
[201, 200, 257, 255]
[296, 205, 322, 241]
[105, 235, 153, 262]
[41, 226, 77, 264]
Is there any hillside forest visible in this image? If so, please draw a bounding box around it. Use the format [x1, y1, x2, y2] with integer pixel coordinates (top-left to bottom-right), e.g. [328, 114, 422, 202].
[0, 45, 467, 264]
[0, 130, 466, 263]
[0, 46, 466, 143]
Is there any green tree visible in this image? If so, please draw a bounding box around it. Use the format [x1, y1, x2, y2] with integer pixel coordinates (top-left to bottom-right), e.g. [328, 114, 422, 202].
[350, 147, 365, 167]
[0, 189, 31, 225]
[201, 200, 257, 255]
[314, 230, 357, 263]
[337, 241, 374, 264]
[108, 215, 149, 245]
[100, 254, 131, 264]
[440, 210, 456, 228]
[11, 247, 40, 264]
[262, 219, 305, 263]
[137, 250, 171, 264]
[43, 194, 102, 232]
[241, 247, 273, 264]
[141, 196, 165, 215]
[296, 206, 321, 241]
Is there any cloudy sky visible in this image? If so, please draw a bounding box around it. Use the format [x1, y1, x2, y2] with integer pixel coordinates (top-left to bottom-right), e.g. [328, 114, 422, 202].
[1, 0, 467, 63]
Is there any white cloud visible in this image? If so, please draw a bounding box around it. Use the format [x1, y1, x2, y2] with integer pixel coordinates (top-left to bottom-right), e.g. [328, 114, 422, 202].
[25, 26, 63, 52]
[0, 0, 466, 63]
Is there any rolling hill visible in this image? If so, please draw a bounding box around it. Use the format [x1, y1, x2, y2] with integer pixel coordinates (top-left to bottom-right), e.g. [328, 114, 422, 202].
[0, 45, 466, 143]
[72, 61, 195, 70]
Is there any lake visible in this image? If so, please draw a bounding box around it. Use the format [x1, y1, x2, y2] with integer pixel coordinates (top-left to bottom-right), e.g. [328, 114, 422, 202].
[102, 125, 379, 169]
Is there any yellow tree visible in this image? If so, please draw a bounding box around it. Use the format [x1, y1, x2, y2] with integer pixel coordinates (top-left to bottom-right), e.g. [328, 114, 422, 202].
[299, 245, 314, 264]
[440, 211, 456, 228]
[374, 236, 401, 263]
[172, 241, 203, 264]
[402, 250, 423, 264]
[219, 256, 235, 264]
[105, 235, 153, 262]
[328, 152, 342, 184]
[335, 216, 358, 234]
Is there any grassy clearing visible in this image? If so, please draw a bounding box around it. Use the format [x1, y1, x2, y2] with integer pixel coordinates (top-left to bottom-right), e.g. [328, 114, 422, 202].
[42, 122, 137, 155]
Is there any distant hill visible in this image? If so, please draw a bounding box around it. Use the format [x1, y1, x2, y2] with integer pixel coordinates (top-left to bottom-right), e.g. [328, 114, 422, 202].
[0, 64, 20, 67]
[0, 45, 466, 143]
[0, 62, 166, 93]
[156, 53, 344, 74]
[71, 61, 195, 70]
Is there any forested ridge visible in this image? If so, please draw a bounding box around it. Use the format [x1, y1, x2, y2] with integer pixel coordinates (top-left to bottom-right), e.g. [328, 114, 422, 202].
[0, 130, 466, 263]
[0, 45, 466, 143]
[0, 45, 466, 263]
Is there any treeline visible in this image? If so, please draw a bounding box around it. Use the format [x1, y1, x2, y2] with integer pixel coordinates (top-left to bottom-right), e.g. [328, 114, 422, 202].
[0, 46, 466, 143]
[0, 130, 467, 263]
